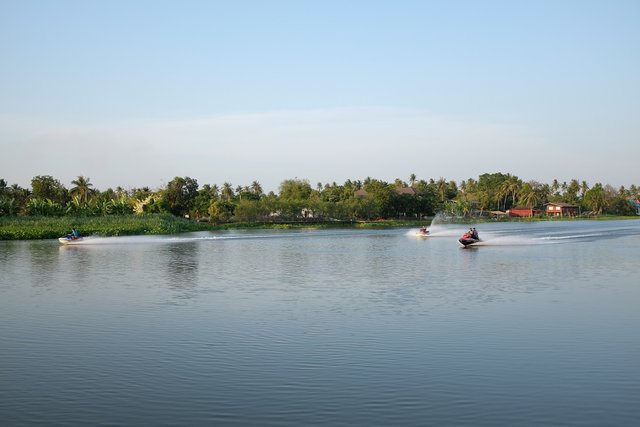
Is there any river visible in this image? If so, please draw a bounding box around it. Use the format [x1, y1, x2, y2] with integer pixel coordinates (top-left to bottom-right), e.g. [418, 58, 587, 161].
[1, 219, 639, 426]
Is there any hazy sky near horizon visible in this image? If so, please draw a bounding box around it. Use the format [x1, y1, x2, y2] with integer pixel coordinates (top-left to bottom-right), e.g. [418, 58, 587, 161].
[1, 0, 639, 193]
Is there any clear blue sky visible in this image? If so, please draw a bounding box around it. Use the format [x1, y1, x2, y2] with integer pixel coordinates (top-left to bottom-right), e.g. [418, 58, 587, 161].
[1, 0, 638, 192]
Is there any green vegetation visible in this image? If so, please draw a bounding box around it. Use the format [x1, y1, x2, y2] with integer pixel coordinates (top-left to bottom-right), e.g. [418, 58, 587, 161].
[0, 214, 209, 240]
[1, 172, 639, 240]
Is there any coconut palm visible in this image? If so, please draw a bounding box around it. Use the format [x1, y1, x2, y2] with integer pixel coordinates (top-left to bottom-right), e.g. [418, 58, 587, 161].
[580, 181, 589, 199]
[70, 176, 94, 203]
[551, 179, 560, 198]
[436, 177, 447, 202]
[517, 182, 540, 208]
[498, 177, 521, 210]
[251, 181, 263, 196]
[221, 182, 234, 200]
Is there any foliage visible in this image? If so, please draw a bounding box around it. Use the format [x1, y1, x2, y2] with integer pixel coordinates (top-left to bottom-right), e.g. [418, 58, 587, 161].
[25, 198, 65, 216]
[31, 175, 68, 205]
[208, 199, 235, 222]
[583, 183, 606, 214]
[163, 176, 199, 216]
[0, 198, 18, 216]
[0, 214, 209, 240]
[279, 179, 313, 201]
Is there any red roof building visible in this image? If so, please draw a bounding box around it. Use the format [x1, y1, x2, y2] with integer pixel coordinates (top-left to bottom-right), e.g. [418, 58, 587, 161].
[507, 206, 542, 217]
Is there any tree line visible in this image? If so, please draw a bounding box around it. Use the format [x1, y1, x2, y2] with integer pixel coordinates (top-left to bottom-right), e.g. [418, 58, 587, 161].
[1, 172, 638, 221]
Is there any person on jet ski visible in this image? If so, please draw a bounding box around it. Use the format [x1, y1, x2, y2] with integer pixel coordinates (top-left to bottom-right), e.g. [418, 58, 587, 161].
[471, 228, 479, 240]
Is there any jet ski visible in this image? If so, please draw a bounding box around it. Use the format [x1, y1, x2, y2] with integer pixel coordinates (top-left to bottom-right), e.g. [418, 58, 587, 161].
[59, 234, 83, 245]
[416, 227, 430, 237]
[458, 229, 481, 247]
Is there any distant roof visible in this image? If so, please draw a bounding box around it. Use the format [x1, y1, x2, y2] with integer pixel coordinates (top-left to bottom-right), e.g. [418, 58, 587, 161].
[395, 186, 416, 195]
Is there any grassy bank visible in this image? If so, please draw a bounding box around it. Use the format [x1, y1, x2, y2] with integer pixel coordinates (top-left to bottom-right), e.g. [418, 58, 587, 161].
[0, 215, 432, 240]
[0, 214, 210, 240]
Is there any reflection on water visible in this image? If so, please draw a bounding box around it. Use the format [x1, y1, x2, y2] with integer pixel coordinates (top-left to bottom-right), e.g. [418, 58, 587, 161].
[163, 243, 200, 300]
[1, 220, 640, 426]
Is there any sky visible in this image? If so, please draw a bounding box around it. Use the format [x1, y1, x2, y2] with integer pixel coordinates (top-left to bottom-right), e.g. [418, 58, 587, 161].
[1, 0, 639, 193]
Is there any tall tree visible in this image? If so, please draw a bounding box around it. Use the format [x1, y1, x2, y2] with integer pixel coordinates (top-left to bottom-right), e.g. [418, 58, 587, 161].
[221, 182, 234, 200]
[564, 179, 581, 204]
[477, 172, 511, 211]
[31, 175, 68, 204]
[279, 179, 313, 201]
[70, 175, 95, 203]
[580, 181, 589, 199]
[164, 176, 199, 216]
[251, 181, 263, 197]
[583, 183, 606, 214]
[517, 182, 540, 208]
[551, 179, 560, 199]
[436, 178, 447, 202]
[498, 176, 520, 210]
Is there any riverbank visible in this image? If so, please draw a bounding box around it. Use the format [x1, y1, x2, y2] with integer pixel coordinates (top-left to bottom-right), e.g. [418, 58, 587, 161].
[1, 214, 637, 240]
[0, 214, 210, 240]
[0, 215, 433, 240]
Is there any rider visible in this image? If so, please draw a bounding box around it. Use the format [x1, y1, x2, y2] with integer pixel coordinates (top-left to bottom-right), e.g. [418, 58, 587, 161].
[71, 228, 79, 240]
[471, 227, 479, 239]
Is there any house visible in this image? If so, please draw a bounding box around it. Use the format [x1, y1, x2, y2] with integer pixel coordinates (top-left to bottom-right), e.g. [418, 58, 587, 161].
[507, 206, 542, 217]
[545, 202, 578, 217]
[395, 187, 416, 195]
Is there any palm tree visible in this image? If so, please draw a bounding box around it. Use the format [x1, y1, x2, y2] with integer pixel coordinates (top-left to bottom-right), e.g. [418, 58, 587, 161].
[436, 177, 447, 202]
[551, 179, 560, 198]
[518, 182, 539, 208]
[498, 177, 521, 210]
[210, 184, 219, 199]
[251, 181, 263, 196]
[580, 181, 589, 199]
[409, 174, 416, 188]
[221, 182, 234, 200]
[70, 176, 94, 203]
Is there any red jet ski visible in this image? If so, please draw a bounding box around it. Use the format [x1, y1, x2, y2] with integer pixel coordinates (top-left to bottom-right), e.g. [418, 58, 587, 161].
[459, 229, 481, 247]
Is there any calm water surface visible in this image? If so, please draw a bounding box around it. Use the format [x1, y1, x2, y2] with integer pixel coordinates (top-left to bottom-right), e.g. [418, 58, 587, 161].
[1, 220, 639, 426]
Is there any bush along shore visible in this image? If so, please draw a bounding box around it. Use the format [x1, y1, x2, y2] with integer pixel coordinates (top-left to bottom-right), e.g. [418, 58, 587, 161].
[0, 214, 211, 240]
[1, 215, 438, 240]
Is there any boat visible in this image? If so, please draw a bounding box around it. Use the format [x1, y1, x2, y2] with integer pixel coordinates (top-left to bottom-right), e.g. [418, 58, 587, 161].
[58, 236, 84, 245]
[458, 230, 481, 247]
